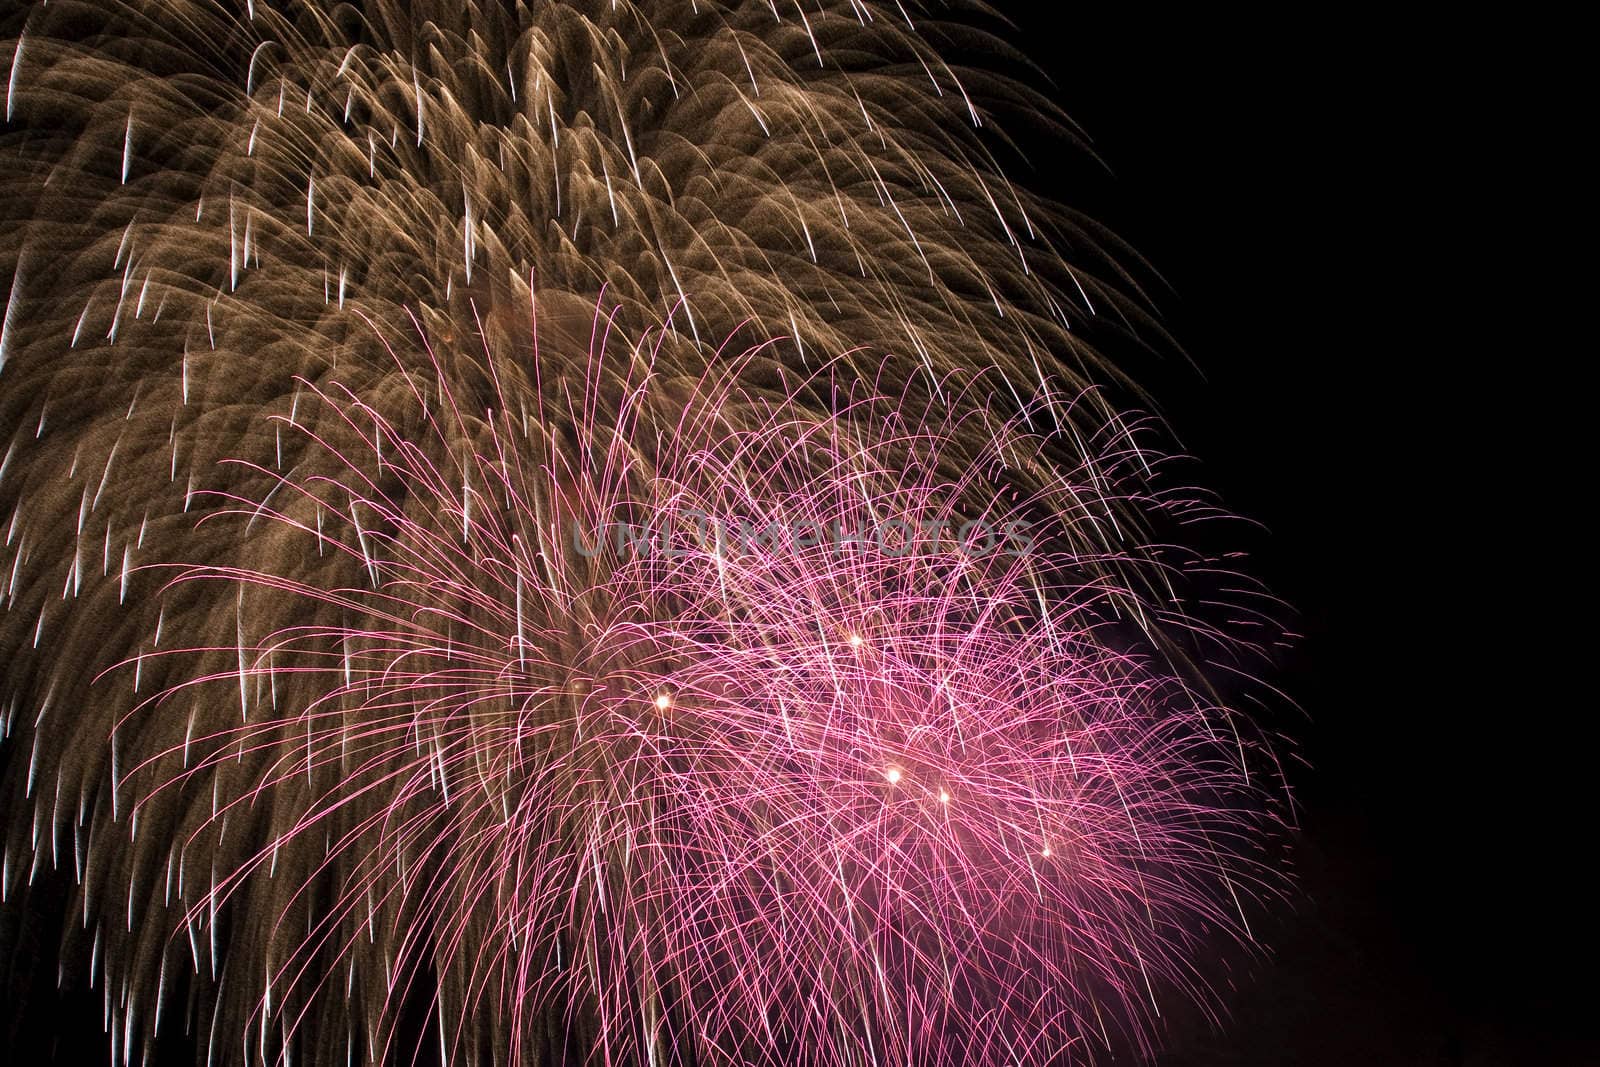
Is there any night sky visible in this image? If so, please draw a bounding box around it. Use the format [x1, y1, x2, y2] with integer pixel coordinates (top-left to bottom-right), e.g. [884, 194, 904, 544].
[1008, 8, 1583, 1065]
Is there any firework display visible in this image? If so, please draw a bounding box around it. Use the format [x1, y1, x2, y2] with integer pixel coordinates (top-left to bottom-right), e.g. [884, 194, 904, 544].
[0, 3, 1287, 1064]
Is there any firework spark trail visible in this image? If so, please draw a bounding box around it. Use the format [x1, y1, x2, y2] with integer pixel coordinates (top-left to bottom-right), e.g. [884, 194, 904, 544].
[0, 3, 1287, 1065]
[123, 312, 1275, 1066]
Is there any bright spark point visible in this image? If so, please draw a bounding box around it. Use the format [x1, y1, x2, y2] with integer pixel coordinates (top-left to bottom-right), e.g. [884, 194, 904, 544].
[1041, 846, 1051, 858]
[885, 767, 902, 784]
[654, 694, 672, 710]
[939, 790, 950, 804]
[848, 633, 863, 648]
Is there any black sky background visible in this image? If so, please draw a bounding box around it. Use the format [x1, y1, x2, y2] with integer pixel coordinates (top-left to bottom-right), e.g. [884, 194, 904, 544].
[3, 4, 1582, 1065]
[1005, 7, 1583, 1065]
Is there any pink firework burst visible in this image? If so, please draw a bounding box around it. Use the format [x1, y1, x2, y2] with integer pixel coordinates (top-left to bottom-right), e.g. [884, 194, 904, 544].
[110, 293, 1285, 1066]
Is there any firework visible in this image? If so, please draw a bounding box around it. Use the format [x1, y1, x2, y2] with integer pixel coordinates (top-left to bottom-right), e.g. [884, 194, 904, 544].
[1, 3, 1286, 1065]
